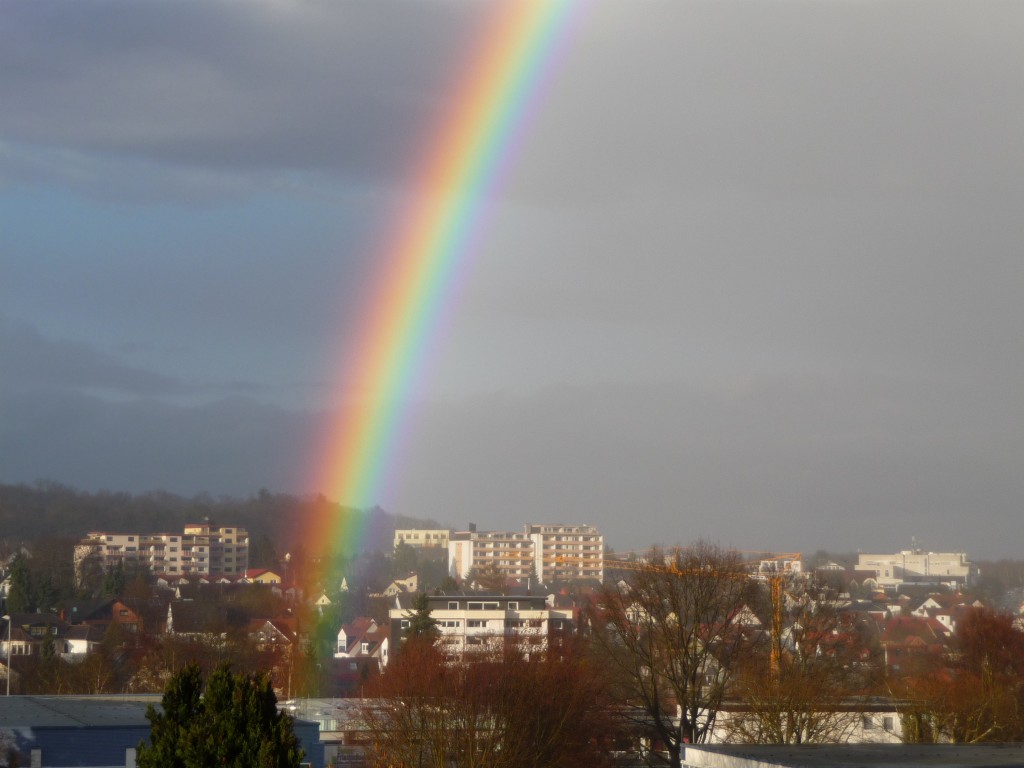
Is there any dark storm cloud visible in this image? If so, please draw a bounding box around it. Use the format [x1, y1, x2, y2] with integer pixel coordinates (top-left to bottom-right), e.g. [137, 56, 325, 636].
[0, 1, 481, 185]
[0, 386, 316, 496]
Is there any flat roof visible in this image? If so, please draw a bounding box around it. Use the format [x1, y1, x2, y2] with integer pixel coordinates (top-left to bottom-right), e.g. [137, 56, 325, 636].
[0, 696, 159, 728]
[0, 695, 319, 730]
[682, 743, 1024, 768]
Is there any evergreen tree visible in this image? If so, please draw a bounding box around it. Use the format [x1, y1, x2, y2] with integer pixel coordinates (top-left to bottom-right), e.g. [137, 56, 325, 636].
[36, 573, 57, 614]
[137, 661, 203, 768]
[103, 562, 126, 597]
[404, 592, 438, 640]
[40, 629, 56, 661]
[248, 534, 280, 571]
[6, 552, 33, 613]
[138, 662, 304, 768]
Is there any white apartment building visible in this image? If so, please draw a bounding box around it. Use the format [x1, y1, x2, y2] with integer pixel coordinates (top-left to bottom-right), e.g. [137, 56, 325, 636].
[182, 522, 249, 576]
[448, 529, 535, 581]
[527, 524, 604, 583]
[390, 594, 574, 657]
[74, 523, 249, 579]
[857, 550, 972, 589]
[447, 524, 604, 585]
[394, 529, 450, 550]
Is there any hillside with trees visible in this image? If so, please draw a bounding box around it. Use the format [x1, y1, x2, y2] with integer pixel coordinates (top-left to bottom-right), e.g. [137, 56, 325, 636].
[0, 481, 443, 559]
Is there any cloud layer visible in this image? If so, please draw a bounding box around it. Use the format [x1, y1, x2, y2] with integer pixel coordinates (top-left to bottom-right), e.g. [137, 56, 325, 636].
[2, 1, 1022, 557]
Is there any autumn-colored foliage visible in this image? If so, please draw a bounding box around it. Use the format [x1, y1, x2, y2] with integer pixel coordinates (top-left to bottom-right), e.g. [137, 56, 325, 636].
[363, 637, 618, 768]
[897, 608, 1024, 743]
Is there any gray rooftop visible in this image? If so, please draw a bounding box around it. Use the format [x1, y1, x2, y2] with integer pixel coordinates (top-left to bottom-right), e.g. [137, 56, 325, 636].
[0, 696, 159, 728]
[682, 743, 1024, 768]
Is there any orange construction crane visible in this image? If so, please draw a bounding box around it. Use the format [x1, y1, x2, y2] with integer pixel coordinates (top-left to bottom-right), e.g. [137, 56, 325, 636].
[596, 548, 803, 678]
[738, 551, 803, 674]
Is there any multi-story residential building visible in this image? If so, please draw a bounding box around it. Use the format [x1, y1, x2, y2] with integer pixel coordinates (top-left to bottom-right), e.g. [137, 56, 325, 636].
[447, 524, 604, 585]
[182, 522, 249, 577]
[74, 523, 249, 579]
[394, 529, 450, 550]
[390, 594, 573, 657]
[527, 523, 604, 583]
[448, 529, 535, 582]
[857, 550, 973, 589]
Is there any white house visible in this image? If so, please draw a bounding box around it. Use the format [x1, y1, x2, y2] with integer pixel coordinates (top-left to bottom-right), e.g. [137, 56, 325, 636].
[335, 617, 389, 668]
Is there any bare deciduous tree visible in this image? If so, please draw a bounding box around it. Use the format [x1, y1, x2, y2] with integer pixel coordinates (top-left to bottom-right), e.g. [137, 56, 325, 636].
[589, 542, 750, 766]
[722, 580, 882, 744]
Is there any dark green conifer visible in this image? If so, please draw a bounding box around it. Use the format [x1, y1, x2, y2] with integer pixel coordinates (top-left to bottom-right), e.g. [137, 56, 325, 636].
[137, 662, 303, 768]
[404, 592, 439, 640]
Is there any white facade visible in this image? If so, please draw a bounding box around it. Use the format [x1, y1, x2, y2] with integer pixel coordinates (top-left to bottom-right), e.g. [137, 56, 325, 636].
[527, 524, 604, 583]
[447, 524, 604, 585]
[448, 530, 535, 581]
[391, 594, 573, 657]
[709, 706, 904, 745]
[394, 529, 450, 550]
[857, 551, 971, 588]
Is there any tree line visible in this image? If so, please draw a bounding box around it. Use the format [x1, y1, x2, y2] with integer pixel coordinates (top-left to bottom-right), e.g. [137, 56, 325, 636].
[0, 481, 441, 559]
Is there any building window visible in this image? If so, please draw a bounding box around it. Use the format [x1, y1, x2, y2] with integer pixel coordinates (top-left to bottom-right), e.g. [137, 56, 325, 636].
[448, 601, 459, 610]
[507, 602, 518, 610]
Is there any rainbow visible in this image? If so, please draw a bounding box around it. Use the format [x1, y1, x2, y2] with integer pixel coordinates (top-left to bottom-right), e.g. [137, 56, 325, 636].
[307, 1, 582, 560]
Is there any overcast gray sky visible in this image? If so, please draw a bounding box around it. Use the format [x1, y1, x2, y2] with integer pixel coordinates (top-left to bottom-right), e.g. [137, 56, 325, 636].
[2, 0, 1022, 558]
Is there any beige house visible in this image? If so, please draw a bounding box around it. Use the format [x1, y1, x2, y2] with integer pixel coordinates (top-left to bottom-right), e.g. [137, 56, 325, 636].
[242, 568, 283, 584]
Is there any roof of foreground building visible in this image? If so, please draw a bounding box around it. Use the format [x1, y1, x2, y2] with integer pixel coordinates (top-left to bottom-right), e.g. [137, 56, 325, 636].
[681, 743, 1024, 768]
